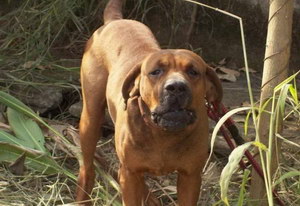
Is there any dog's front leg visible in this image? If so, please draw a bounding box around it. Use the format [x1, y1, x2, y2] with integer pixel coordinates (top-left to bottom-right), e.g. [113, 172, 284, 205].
[119, 166, 147, 206]
[177, 170, 202, 206]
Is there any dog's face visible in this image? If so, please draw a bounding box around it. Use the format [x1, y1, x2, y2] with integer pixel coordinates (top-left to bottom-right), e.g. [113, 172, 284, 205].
[122, 50, 222, 131]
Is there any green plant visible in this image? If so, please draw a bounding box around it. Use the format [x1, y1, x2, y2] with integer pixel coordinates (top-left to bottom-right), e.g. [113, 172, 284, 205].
[212, 72, 299, 206]
[0, 91, 122, 205]
[185, 1, 300, 205]
[0, 91, 76, 178]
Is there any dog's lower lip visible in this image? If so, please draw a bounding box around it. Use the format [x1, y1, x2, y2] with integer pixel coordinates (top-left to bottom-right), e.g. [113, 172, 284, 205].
[150, 109, 195, 127]
[152, 109, 193, 116]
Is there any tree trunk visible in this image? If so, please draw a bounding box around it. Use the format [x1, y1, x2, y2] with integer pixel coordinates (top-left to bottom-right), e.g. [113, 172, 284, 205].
[249, 0, 294, 205]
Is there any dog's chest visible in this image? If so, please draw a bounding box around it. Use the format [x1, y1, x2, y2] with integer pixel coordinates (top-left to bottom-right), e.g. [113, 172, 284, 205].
[124, 132, 199, 175]
[132, 146, 182, 175]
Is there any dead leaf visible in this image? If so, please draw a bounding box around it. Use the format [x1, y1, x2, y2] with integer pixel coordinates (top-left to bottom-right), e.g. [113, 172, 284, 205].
[162, 185, 177, 193]
[23, 61, 36, 69]
[0, 122, 10, 130]
[218, 58, 228, 66]
[46, 123, 79, 156]
[217, 73, 237, 82]
[241, 101, 251, 107]
[0, 181, 9, 187]
[9, 152, 26, 175]
[239, 67, 257, 73]
[216, 66, 240, 77]
[22, 61, 47, 70]
[66, 126, 80, 146]
[209, 62, 218, 68]
[37, 65, 47, 70]
[233, 115, 246, 123]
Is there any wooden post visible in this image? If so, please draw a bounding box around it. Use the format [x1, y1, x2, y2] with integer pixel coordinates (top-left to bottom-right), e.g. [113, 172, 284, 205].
[249, 0, 294, 205]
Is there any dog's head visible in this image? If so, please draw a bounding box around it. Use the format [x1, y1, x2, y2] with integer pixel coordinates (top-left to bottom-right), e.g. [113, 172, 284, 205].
[122, 50, 222, 131]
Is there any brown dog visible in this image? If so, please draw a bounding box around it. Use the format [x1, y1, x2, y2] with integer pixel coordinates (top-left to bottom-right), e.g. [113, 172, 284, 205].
[76, 0, 222, 205]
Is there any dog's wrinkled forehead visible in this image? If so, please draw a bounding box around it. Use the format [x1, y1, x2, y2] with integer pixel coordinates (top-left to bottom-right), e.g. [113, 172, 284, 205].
[141, 50, 207, 73]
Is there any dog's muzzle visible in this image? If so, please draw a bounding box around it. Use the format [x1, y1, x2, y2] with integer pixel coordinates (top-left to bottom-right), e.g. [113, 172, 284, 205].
[151, 80, 196, 131]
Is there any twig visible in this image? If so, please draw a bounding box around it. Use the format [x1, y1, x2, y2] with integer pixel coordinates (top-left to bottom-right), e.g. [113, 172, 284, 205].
[186, 4, 198, 43]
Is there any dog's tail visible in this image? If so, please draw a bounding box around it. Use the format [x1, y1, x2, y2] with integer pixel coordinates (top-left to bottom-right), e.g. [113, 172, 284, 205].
[103, 0, 123, 24]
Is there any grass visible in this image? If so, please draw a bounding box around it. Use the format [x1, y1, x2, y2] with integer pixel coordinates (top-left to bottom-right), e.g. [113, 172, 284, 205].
[0, 169, 76, 205]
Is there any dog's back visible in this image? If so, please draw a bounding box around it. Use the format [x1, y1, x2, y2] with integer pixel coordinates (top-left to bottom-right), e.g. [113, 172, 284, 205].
[88, 0, 159, 71]
[90, 0, 160, 122]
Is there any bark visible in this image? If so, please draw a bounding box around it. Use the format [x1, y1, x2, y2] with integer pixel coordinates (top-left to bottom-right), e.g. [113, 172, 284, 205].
[249, 0, 294, 205]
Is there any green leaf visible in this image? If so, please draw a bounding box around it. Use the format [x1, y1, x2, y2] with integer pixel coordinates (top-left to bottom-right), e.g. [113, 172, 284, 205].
[7, 108, 47, 152]
[274, 171, 300, 186]
[0, 91, 37, 119]
[0, 142, 61, 175]
[0, 92, 76, 180]
[0, 130, 27, 147]
[220, 142, 253, 204]
[237, 169, 251, 206]
[277, 84, 291, 117]
[274, 71, 300, 93]
[205, 107, 251, 171]
[288, 84, 298, 105]
[244, 110, 252, 136]
[0, 91, 76, 152]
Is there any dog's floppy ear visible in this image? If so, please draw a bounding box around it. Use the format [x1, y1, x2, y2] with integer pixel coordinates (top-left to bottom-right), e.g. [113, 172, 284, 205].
[122, 64, 141, 108]
[205, 66, 223, 104]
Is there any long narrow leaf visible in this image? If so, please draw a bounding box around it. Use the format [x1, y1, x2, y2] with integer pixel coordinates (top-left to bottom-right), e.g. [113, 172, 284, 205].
[220, 142, 253, 205]
[0, 91, 77, 154]
[0, 91, 37, 118]
[237, 169, 251, 206]
[0, 130, 27, 147]
[274, 171, 300, 186]
[0, 142, 60, 175]
[244, 110, 252, 136]
[274, 71, 300, 93]
[288, 84, 298, 105]
[0, 142, 76, 179]
[204, 107, 252, 171]
[277, 84, 291, 116]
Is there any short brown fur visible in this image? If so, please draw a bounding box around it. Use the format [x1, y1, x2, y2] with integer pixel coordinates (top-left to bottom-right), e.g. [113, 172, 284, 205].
[76, 0, 222, 205]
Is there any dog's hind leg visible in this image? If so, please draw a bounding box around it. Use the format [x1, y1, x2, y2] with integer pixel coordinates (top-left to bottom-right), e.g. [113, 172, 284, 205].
[76, 49, 108, 205]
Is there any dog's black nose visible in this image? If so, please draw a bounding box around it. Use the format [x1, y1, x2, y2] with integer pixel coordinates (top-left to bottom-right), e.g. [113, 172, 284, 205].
[164, 81, 188, 94]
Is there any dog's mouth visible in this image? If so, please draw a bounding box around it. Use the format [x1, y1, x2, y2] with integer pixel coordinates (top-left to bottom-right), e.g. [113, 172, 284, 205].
[151, 108, 196, 131]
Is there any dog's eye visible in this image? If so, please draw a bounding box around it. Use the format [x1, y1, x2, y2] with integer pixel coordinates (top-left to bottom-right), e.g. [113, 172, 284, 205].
[187, 68, 199, 77]
[149, 68, 163, 76]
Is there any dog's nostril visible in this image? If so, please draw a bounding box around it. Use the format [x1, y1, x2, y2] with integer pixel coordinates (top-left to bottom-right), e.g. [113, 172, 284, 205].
[178, 85, 186, 92]
[165, 82, 187, 93]
[165, 84, 175, 92]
